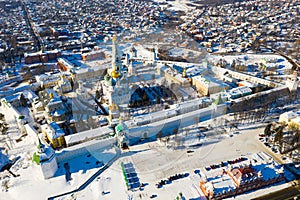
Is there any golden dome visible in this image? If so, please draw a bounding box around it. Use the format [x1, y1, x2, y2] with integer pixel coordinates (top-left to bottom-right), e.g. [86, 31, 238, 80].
[111, 69, 120, 78]
[182, 67, 187, 78]
[112, 35, 117, 42]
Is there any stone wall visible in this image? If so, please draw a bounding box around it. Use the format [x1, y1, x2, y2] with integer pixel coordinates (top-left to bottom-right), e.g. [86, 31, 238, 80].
[55, 137, 116, 163]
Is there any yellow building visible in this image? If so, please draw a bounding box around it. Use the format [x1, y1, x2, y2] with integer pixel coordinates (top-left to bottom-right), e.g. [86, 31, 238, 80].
[41, 122, 66, 149]
[192, 75, 228, 96]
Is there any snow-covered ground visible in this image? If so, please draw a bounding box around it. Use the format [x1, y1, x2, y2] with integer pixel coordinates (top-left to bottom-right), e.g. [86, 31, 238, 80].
[0, 146, 117, 200]
[153, 0, 199, 12]
[0, 103, 296, 200]
[54, 120, 294, 200]
[0, 104, 117, 200]
[1, 82, 297, 200]
[209, 54, 293, 73]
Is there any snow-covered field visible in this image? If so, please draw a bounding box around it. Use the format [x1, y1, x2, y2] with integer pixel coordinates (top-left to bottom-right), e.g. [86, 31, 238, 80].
[1, 147, 117, 200]
[153, 0, 197, 11]
[209, 54, 293, 72]
[54, 120, 292, 200]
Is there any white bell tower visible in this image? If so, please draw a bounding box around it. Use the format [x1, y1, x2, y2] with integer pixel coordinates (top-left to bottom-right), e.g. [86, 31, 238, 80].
[286, 70, 299, 92]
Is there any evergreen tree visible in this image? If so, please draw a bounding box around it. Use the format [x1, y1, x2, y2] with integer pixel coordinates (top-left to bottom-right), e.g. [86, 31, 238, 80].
[274, 126, 284, 144]
[95, 90, 101, 99]
[264, 123, 272, 137]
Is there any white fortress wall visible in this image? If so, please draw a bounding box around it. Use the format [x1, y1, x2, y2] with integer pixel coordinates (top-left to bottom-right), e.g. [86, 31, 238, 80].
[128, 106, 214, 144]
[55, 137, 116, 163]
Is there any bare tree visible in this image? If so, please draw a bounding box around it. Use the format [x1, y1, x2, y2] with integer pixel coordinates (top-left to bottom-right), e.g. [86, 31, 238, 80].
[0, 113, 8, 135]
[274, 126, 284, 146]
[156, 131, 162, 141]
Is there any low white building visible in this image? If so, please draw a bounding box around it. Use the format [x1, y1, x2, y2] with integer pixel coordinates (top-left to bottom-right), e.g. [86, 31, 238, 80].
[279, 111, 298, 123]
[228, 86, 252, 99]
[279, 110, 300, 129]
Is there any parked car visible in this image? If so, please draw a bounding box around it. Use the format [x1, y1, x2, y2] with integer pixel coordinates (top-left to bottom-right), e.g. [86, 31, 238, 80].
[264, 142, 271, 147]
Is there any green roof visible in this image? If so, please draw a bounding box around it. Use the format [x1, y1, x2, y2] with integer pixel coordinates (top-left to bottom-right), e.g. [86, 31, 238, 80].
[115, 124, 123, 133]
[214, 94, 224, 105]
[32, 152, 40, 165]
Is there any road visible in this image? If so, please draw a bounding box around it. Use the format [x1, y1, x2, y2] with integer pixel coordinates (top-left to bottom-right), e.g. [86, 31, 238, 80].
[20, 0, 43, 51]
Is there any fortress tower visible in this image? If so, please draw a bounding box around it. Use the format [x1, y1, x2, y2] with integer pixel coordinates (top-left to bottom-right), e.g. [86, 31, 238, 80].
[32, 138, 58, 179]
[286, 70, 299, 92]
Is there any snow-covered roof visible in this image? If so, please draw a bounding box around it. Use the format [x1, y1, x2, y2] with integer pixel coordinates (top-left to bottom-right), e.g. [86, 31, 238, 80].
[22, 90, 38, 100]
[47, 97, 62, 106]
[208, 174, 236, 195]
[279, 110, 298, 122]
[39, 144, 55, 162]
[229, 86, 252, 98]
[49, 122, 65, 138]
[2, 93, 20, 103]
[252, 161, 283, 181]
[175, 98, 202, 109]
[290, 116, 300, 125]
[58, 58, 74, 69]
[193, 75, 224, 88]
[85, 60, 110, 70]
[41, 122, 65, 139]
[35, 73, 61, 82]
[33, 101, 43, 109]
[65, 126, 114, 146]
[186, 67, 204, 77]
